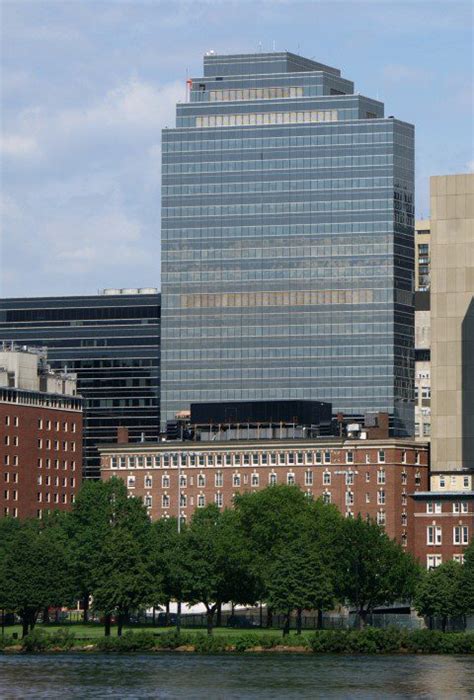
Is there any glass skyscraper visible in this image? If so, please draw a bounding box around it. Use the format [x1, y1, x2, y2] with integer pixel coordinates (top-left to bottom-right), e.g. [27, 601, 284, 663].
[161, 52, 414, 435]
[0, 290, 160, 478]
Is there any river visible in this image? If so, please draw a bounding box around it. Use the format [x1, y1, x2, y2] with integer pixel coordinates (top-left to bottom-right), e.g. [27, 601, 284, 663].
[0, 653, 473, 698]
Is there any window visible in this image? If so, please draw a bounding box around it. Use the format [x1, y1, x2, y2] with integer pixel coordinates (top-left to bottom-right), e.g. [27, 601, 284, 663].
[453, 526, 469, 545]
[378, 450, 385, 464]
[402, 451, 407, 464]
[323, 471, 331, 486]
[427, 525, 442, 545]
[180, 494, 187, 507]
[270, 453, 277, 465]
[439, 475, 446, 488]
[346, 451, 354, 464]
[215, 472, 223, 488]
[38, 419, 43, 429]
[365, 472, 371, 482]
[144, 495, 152, 507]
[233, 473, 241, 487]
[225, 454, 232, 466]
[146, 456, 153, 468]
[324, 450, 331, 464]
[197, 473, 206, 487]
[297, 452, 304, 465]
[127, 476, 135, 488]
[252, 453, 259, 466]
[269, 472, 277, 486]
[377, 470, 386, 485]
[315, 451, 322, 464]
[251, 473, 259, 487]
[145, 475, 152, 488]
[345, 472, 354, 486]
[162, 475, 170, 488]
[162, 494, 170, 508]
[402, 494, 407, 506]
[401, 513, 407, 526]
[323, 492, 331, 504]
[461, 502, 469, 513]
[179, 474, 187, 488]
[287, 472, 295, 485]
[377, 511, 386, 526]
[401, 471, 407, 485]
[377, 491, 385, 505]
[463, 477, 470, 488]
[154, 455, 161, 468]
[415, 472, 421, 486]
[345, 491, 354, 506]
[365, 493, 370, 503]
[287, 452, 295, 465]
[215, 492, 223, 508]
[427, 554, 442, 569]
[453, 554, 465, 564]
[305, 470, 313, 486]
[197, 494, 205, 508]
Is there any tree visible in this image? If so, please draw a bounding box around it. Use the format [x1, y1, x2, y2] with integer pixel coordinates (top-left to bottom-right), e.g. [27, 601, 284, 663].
[68, 478, 150, 624]
[92, 526, 154, 636]
[234, 485, 311, 625]
[463, 538, 474, 615]
[0, 519, 74, 637]
[415, 560, 467, 631]
[339, 515, 420, 627]
[180, 505, 257, 634]
[149, 517, 184, 624]
[266, 535, 334, 636]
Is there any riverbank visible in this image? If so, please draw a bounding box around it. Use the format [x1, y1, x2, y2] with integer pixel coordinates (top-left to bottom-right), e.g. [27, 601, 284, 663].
[1, 628, 474, 654]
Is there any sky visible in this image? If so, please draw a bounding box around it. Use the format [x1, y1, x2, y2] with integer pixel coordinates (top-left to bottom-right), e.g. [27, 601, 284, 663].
[1, 0, 473, 297]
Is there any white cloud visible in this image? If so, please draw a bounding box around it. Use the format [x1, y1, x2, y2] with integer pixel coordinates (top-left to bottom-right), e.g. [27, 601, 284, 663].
[0, 134, 40, 157]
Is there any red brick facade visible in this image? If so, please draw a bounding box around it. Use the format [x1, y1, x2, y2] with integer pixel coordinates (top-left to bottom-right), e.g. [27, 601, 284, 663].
[0, 401, 82, 519]
[411, 493, 474, 568]
[100, 439, 429, 552]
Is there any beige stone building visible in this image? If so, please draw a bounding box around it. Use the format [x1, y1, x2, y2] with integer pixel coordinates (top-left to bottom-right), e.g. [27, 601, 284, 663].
[430, 173, 474, 490]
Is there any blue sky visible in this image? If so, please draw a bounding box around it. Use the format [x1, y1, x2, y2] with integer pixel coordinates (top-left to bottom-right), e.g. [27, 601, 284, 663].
[1, 0, 473, 297]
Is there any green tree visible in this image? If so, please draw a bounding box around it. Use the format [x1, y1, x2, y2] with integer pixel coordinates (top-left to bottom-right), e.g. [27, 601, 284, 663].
[68, 478, 150, 623]
[92, 526, 154, 636]
[180, 505, 257, 634]
[267, 535, 334, 636]
[339, 515, 420, 627]
[463, 538, 474, 614]
[234, 485, 311, 625]
[149, 517, 183, 624]
[415, 560, 467, 631]
[0, 519, 74, 637]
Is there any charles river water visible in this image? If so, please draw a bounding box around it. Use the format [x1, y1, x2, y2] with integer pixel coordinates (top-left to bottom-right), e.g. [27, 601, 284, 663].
[0, 654, 473, 699]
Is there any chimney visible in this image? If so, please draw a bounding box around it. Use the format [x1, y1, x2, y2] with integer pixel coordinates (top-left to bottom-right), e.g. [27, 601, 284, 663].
[117, 426, 129, 444]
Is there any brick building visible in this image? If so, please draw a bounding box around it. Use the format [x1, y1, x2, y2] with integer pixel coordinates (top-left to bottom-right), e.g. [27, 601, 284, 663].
[411, 491, 474, 568]
[100, 431, 428, 553]
[0, 345, 83, 519]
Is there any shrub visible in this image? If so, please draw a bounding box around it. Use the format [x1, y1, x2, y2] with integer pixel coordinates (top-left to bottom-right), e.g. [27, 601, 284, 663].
[233, 634, 259, 652]
[192, 633, 228, 654]
[48, 629, 76, 651]
[308, 630, 350, 653]
[154, 630, 192, 649]
[0, 635, 15, 651]
[21, 629, 51, 652]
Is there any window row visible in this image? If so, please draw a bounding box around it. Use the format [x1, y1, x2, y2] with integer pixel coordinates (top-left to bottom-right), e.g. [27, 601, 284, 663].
[37, 475, 75, 487]
[207, 86, 304, 102]
[426, 525, 470, 545]
[37, 439, 76, 451]
[163, 176, 392, 197]
[438, 475, 471, 489]
[38, 419, 77, 432]
[426, 501, 469, 514]
[163, 153, 394, 175]
[195, 110, 338, 128]
[36, 492, 74, 504]
[4, 415, 19, 427]
[37, 458, 76, 470]
[114, 449, 391, 470]
[163, 198, 392, 219]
